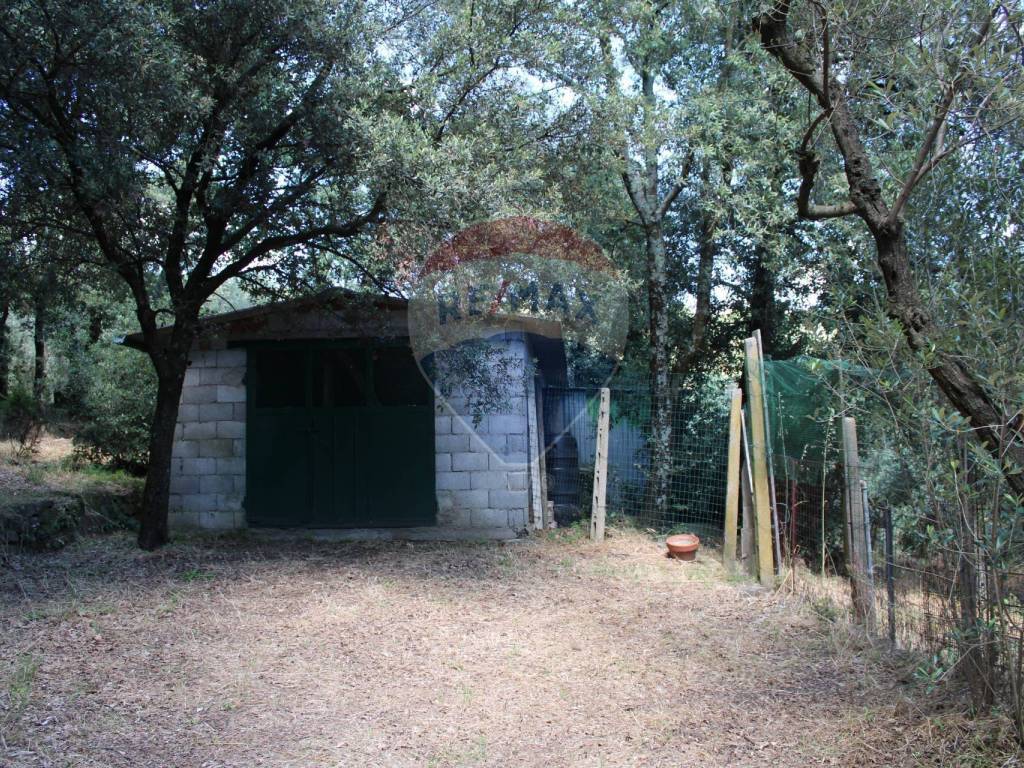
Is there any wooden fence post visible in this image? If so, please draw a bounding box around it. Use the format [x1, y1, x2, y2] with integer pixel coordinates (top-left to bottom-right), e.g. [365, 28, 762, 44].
[740, 451, 755, 575]
[590, 387, 611, 542]
[744, 338, 775, 586]
[753, 329, 783, 571]
[739, 408, 756, 574]
[842, 416, 876, 629]
[723, 387, 742, 567]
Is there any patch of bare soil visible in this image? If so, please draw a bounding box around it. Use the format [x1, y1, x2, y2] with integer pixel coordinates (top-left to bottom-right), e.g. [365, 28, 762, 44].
[0, 529, 1017, 767]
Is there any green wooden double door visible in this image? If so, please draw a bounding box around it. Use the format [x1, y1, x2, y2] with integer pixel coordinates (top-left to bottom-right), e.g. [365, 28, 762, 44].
[245, 342, 436, 528]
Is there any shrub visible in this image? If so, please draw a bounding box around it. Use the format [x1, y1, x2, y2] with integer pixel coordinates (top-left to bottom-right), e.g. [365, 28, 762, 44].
[0, 386, 43, 456]
[73, 343, 155, 473]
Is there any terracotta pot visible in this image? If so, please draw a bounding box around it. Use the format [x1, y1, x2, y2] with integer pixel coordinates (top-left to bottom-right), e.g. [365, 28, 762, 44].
[666, 533, 700, 561]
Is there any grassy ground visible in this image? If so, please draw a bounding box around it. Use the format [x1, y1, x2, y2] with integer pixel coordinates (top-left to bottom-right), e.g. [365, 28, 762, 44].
[1, 527, 1018, 767]
[0, 435, 142, 503]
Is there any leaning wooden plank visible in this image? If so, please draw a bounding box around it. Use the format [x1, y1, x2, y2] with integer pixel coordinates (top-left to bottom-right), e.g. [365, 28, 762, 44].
[744, 337, 775, 586]
[590, 387, 611, 542]
[740, 410, 756, 574]
[723, 387, 743, 567]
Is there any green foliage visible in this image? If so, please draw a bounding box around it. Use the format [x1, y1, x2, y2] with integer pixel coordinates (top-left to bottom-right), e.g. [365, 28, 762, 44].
[73, 344, 155, 473]
[0, 385, 43, 455]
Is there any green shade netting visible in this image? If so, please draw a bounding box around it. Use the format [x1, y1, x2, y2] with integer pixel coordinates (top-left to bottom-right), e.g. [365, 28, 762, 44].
[761, 356, 870, 467]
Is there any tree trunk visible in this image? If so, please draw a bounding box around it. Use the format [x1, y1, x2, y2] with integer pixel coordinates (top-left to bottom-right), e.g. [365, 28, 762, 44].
[754, 6, 1024, 498]
[874, 226, 1024, 498]
[0, 299, 9, 399]
[645, 222, 673, 520]
[748, 250, 778, 356]
[138, 347, 189, 550]
[32, 291, 47, 405]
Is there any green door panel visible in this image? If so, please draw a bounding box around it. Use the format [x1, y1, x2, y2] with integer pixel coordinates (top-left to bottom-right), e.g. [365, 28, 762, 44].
[247, 408, 313, 527]
[245, 342, 436, 528]
[356, 406, 436, 527]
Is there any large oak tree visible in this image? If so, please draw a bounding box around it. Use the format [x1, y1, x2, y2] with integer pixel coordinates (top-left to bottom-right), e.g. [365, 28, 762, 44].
[0, 0, 544, 548]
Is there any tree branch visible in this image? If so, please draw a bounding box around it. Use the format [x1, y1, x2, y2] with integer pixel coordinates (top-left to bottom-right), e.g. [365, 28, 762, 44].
[795, 149, 858, 220]
[887, 6, 999, 224]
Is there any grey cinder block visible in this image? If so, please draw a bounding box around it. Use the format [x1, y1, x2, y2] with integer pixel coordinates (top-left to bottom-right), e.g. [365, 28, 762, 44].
[436, 472, 471, 490]
[199, 403, 234, 422]
[181, 385, 218, 404]
[199, 439, 234, 458]
[436, 434, 469, 453]
[471, 508, 509, 528]
[470, 471, 508, 490]
[452, 452, 488, 472]
[217, 420, 245, 439]
[200, 475, 233, 495]
[181, 458, 217, 476]
[489, 489, 528, 509]
[217, 385, 246, 403]
[172, 440, 199, 459]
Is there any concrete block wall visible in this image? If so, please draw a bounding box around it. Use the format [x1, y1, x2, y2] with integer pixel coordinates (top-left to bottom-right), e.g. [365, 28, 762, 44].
[434, 336, 532, 532]
[168, 347, 247, 529]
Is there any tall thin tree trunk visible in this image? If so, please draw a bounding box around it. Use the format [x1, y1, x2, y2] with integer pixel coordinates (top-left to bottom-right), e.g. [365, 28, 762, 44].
[646, 222, 672, 519]
[0, 299, 9, 399]
[32, 291, 47, 405]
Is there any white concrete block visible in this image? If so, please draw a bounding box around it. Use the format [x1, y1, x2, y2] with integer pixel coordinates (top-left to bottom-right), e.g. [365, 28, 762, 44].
[489, 489, 528, 509]
[216, 420, 245, 439]
[181, 458, 217, 476]
[199, 403, 234, 422]
[437, 472, 471, 490]
[217, 349, 246, 368]
[181, 385, 218, 404]
[452, 452, 488, 472]
[217, 385, 246, 403]
[470, 471, 509, 490]
[471, 508, 509, 528]
[178, 404, 199, 422]
[199, 439, 234, 458]
[489, 452, 529, 469]
[216, 457, 245, 475]
[170, 475, 199, 494]
[436, 434, 469, 453]
[489, 414, 526, 435]
[183, 422, 217, 441]
[172, 440, 199, 459]
[200, 475, 233, 494]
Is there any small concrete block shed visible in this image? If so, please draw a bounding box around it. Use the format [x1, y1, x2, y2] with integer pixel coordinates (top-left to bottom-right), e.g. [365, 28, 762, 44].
[125, 291, 566, 539]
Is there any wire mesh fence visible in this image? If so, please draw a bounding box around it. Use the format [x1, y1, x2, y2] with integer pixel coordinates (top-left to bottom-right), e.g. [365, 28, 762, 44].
[541, 382, 731, 540]
[760, 356, 1024, 727]
[540, 360, 1019, 720]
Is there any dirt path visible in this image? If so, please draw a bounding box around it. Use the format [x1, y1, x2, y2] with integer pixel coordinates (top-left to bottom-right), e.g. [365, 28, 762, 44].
[0, 530, 1000, 767]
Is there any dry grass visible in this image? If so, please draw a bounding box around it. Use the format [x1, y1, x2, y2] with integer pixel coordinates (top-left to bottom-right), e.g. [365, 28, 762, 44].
[0, 434, 140, 503]
[0, 527, 1020, 767]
